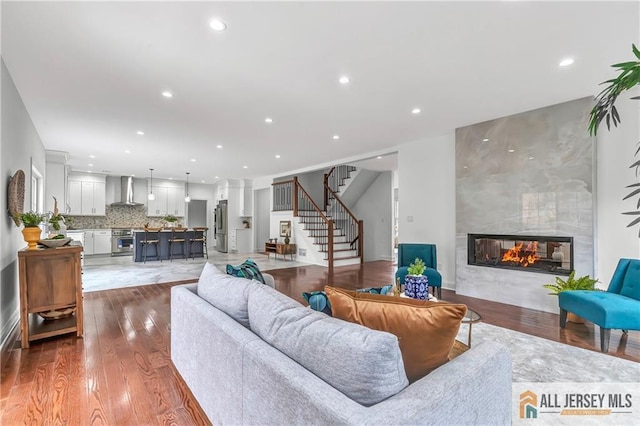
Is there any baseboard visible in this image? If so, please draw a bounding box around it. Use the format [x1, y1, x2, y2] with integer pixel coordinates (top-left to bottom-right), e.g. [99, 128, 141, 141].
[0, 315, 20, 371]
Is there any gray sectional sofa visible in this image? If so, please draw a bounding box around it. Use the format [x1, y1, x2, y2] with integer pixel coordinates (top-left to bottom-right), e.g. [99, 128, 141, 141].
[171, 263, 512, 425]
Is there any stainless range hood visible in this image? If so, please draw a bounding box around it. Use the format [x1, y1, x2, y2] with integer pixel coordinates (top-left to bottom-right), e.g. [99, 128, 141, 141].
[111, 176, 144, 206]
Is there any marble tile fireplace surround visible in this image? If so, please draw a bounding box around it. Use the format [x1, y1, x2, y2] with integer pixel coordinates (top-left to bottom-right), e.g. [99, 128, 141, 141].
[455, 97, 594, 314]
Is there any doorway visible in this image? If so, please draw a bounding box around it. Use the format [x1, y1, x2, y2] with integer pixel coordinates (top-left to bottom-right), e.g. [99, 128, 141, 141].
[254, 188, 270, 252]
[187, 199, 207, 227]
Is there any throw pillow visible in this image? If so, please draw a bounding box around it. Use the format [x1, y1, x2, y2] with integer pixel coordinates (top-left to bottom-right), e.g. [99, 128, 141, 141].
[302, 291, 332, 315]
[325, 285, 467, 383]
[226, 258, 266, 284]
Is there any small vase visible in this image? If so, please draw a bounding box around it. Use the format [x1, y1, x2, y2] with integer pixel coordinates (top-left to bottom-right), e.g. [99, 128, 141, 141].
[552, 247, 564, 262]
[22, 227, 42, 250]
[284, 237, 290, 244]
[404, 275, 429, 299]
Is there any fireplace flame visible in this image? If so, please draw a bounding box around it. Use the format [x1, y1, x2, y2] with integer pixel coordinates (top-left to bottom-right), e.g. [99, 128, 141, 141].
[501, 241, 539, 267]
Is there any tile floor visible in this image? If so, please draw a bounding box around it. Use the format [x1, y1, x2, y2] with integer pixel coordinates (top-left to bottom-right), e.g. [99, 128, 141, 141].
[83, 251, 309, 292]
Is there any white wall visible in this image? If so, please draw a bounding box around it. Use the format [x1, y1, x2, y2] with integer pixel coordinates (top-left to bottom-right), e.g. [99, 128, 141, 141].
[596, 87, 640, 284]
[398, 133, 457, 288]
[352, 171, 393, 261]
[1, 59, 47, 348]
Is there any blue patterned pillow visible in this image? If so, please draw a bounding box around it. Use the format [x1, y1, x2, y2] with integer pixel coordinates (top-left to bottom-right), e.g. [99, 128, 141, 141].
[226, 258, 266, 284]
[302, 291, 332, 315]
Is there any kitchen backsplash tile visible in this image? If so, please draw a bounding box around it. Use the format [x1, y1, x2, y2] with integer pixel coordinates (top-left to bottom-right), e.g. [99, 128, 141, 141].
[66, 205, 183, 229]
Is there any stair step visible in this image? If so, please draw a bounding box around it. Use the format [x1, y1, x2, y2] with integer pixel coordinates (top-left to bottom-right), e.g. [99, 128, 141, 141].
[324, 255, 361, 261]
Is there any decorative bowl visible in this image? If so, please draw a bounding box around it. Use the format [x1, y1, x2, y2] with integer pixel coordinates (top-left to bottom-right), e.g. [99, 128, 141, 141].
[38, 307, 76, 320]
[38, 237, 72, 248]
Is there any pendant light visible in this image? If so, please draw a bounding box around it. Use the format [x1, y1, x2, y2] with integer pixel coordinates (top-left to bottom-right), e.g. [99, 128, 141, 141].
[184, 172, 191, 203]
[148, 168, 155, 200]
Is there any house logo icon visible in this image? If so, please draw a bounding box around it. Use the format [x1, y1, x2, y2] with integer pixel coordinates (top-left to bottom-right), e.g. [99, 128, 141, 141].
[520, 390, 538, 419]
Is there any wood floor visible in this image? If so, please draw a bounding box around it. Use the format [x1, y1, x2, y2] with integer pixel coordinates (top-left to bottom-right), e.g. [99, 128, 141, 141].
[1, 260, 638, 424]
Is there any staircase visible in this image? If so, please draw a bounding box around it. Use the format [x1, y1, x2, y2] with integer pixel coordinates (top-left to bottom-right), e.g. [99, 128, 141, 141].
[272, 166, 363, 271]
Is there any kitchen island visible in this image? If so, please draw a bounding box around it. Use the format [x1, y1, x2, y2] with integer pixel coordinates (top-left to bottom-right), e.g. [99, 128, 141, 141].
[132, 229, 206, 262]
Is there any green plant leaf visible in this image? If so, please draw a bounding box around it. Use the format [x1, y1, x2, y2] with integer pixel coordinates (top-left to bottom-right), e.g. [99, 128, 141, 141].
[627, 215, 640, 228]
[633, 43, 640, 60]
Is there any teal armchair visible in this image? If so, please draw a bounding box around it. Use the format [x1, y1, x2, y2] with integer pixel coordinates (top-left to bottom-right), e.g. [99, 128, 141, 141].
[559, 258, 640, 352]
[395, 243, 442, 298]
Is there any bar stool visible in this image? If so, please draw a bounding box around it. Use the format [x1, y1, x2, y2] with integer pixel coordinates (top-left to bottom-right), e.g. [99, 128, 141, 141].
[141, 227, 162, 263]
[168, 227, 187, 261]
[189, 227, 209, 260]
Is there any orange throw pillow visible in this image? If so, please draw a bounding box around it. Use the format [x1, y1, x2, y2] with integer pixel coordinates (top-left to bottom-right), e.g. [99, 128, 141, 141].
[325, 286, 467, 382]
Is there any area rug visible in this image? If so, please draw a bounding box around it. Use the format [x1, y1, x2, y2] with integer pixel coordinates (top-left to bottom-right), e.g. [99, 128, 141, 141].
[458, 322, 640, 382]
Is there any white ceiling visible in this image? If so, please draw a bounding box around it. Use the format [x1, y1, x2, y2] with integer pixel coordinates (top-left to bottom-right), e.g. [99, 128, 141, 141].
[2, 1, 638, 183]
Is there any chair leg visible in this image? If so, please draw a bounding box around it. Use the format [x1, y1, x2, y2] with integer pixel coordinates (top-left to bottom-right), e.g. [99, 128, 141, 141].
[600, 327, 610, 353]
[559, 309, 567, 328]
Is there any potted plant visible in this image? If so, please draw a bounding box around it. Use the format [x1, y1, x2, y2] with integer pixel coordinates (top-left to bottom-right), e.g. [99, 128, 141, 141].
[15, 211, 44, 250]
[542, 271, 599, 323]
[164, 214, 178, 227]
[589, 44, 640, 235]
[404, 257, 429, 300]
[47, 196, 67, 236]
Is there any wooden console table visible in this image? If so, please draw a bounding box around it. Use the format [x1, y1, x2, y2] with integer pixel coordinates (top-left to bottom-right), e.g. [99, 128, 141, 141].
[265, 242, 296, 261]
[18, 245, 83, 348]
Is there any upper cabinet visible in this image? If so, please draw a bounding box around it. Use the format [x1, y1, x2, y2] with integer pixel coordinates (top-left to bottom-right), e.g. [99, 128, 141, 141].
[68, 173, 106, 216]
[147, 183, 185, 217]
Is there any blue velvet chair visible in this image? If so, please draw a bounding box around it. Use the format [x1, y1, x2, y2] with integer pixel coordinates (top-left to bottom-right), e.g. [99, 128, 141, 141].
[559, 258, 640, 352]
[395, 243, 442, 299]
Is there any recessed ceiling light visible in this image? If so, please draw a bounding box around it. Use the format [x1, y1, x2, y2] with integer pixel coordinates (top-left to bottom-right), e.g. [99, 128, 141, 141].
[463, 166, 468, 169]
[508, 149, 515, 153]
[136, 131, 144, 135]
[243, 165, 248, 169]
[275, 154, 281, 159]
[201, 180, 206, 183]
[376, 156, 382, 159]
[87, 170, 93, 173]
[339, 76, 350, 85]
[332, 135, 340, 140]
[216, 144, 223, 149]
[190, 158, 196, 162]
[168, 177, 173, 180]
[482, 138, 490, 142]
[124, 150, 131, 154]
[89, 154, 95, 159]
[209, 18, 227, 32]
[411, 108, 421, 115]
[88, 163, 94, 167]
[265, 117, 273, 124]
[215, 176, 219, 179]
[528, 156, 535, 160]
[162, 91, 173, 98]
[559, 58, 574, 67]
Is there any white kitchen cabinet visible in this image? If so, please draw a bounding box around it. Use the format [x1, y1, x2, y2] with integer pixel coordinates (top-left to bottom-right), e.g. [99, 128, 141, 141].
[68, 174, 106, 216]
[83, 229, 111, 255]
[230, 228, 251, 253]
[147, 185, 185, 217]
[83, 230, 94, 255]
[240, 181, 253, 216]
[93, 230, 111, 254]
[167, 187, 186, 216]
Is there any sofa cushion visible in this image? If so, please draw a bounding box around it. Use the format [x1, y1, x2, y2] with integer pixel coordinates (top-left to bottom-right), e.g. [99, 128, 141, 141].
[248, 285, 408, 406]
[325, 286, 467, 382]
[197, 262, 262, 327]
[619, 261, 640, 300]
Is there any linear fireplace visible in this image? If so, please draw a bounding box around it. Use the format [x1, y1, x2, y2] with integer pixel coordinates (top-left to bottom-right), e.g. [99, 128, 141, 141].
[467, 234, 573, 276]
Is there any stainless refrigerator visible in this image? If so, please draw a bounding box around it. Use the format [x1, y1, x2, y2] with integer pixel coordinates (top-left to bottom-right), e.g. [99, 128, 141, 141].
[214, 200, 228, 253]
